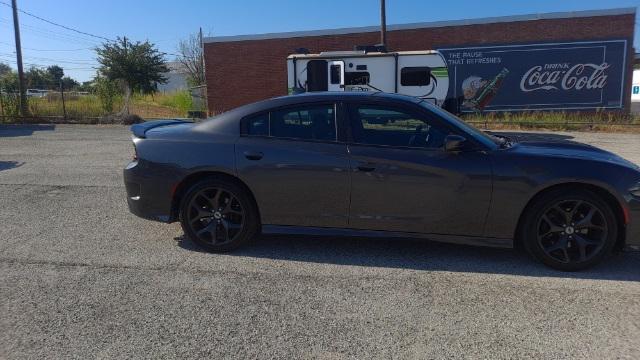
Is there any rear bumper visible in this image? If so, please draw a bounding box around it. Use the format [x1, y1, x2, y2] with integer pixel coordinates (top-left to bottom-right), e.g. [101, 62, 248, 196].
[123, 160, 175, 223]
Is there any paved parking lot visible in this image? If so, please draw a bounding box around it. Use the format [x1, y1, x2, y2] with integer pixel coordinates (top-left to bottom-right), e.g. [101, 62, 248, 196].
[1, 124, 640, 358]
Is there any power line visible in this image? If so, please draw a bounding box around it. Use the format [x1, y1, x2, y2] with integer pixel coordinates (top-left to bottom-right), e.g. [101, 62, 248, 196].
[0, 20, 101, 47]
[0, 0, 114, 42]
[0, 57, 98, 71]
[0, 52, 97, 65]
[0, 41, 91, 51]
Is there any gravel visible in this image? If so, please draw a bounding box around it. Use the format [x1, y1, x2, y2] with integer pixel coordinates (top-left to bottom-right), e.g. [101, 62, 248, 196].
[1, 124, 639, 359]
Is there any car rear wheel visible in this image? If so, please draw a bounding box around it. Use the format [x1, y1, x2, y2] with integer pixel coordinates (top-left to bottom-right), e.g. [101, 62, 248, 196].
[179, 178, 258, 252]
[522, 189, 618, 271]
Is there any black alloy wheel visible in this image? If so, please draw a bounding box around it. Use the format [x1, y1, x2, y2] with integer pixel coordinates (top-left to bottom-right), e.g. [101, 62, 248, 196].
[523, 189, 617, 271]
[180, 178, 258, 251]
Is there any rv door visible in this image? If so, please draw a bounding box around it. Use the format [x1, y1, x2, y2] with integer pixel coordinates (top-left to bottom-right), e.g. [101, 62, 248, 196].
[328, 60, 345, 91]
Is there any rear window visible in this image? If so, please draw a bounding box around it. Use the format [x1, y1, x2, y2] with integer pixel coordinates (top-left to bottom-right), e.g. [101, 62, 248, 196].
[401, 67, 431, 86]
[270, 104, 336, 141]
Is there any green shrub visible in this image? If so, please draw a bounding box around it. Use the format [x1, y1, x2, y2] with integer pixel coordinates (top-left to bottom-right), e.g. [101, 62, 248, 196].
[95, 77, 121, 113]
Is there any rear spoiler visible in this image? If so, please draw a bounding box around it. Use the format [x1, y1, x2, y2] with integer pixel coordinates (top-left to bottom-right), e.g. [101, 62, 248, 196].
[131, 119, 192, 138]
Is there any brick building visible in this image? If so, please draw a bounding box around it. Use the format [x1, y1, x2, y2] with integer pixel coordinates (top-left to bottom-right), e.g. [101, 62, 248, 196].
[203, 8, 636, 113]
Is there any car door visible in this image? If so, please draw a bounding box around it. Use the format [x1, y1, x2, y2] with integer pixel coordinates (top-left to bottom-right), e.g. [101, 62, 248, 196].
[235, 102, 351, 228]
[346, 101, 493, 237]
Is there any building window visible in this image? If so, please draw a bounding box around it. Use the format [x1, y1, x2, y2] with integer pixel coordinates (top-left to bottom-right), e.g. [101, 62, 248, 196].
[270, 104, 336, 141]
[400, 67, 431, 86]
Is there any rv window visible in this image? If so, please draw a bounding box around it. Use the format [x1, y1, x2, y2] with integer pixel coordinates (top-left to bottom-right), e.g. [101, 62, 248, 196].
[401, 67, 431, 86]
[345, 72, 370, 86]
[330, 65, 341, 84]
[244, 113, 269, 136]
[270, 104, 336, 141]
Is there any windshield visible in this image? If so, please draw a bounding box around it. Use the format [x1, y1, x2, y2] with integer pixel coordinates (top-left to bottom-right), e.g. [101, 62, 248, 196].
[418, 101, 502, 149]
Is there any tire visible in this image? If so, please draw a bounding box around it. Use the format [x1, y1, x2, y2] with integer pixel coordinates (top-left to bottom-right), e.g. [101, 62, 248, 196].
[521, 189, 618, 271]
[179, 178, 259, 252]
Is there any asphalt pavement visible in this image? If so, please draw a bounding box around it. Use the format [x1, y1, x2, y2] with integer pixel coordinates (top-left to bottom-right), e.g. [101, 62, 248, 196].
[1, 124, 639, 359]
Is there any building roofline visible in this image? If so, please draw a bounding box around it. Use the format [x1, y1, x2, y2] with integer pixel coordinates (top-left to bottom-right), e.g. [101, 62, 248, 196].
[203, 7, 636, 44]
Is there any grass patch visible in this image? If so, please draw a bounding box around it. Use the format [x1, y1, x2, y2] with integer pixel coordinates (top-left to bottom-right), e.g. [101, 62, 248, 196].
[461, 111, 640, 132]
[0, 90, 192, 122]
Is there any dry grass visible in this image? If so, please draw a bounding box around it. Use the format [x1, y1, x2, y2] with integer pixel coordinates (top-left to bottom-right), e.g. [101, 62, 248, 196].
[462, 111, 640, 133]
[0, 90, 191, 122]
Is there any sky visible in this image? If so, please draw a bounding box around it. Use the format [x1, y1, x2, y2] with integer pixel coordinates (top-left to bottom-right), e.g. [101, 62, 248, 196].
[0, 0, 638, 82]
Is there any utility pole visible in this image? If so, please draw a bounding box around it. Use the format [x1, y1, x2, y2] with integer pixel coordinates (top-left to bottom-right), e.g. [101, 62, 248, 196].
[11, 0, 28, 116]
[199, 27, 208, 115]
[380, 0, 387, 47]
[199, 27, 205, 85]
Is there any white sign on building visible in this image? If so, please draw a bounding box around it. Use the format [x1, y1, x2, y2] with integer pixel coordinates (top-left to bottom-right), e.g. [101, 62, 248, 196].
[632, 69, 640, 102]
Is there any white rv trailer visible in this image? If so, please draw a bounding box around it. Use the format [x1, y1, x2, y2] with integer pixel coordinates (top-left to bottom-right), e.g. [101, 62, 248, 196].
[287, 50, 449, 106]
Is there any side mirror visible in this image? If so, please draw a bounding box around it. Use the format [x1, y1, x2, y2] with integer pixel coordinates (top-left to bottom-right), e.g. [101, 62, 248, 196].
[444, 134, 467, 152]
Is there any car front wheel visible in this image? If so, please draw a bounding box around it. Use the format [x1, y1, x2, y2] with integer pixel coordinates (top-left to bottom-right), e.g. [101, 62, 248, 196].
[522, 189, 618, 271]
[179, 178, 259, 252]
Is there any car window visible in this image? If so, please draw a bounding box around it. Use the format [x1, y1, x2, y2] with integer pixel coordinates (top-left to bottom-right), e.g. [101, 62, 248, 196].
[270, 104, 336, 141]
[351, 105, 448, 149]
[245, 112, 269, 136]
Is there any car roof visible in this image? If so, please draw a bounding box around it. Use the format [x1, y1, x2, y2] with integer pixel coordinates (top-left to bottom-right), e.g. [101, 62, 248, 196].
[195, 92, 423, 134]
[285, 91, 422, 103]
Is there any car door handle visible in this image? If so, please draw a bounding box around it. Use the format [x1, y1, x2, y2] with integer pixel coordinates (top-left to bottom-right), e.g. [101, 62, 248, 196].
[244, 151, 263, 160]
[357, 164, 376, 172]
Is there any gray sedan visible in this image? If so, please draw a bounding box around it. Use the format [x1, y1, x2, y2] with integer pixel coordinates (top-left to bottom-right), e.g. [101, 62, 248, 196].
[123, 92, 640, 271]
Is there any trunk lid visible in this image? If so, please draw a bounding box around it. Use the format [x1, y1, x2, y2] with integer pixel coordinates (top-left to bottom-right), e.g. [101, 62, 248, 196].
[130, 119, 193, 138]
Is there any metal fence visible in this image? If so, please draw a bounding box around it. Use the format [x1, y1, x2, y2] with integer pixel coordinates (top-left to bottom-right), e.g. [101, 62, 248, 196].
[0, 88, 112, 123]
[1, 88, 639, 128]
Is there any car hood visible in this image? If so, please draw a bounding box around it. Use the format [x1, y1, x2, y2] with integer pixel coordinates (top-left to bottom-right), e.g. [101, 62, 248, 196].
[508, 140, 640, 170]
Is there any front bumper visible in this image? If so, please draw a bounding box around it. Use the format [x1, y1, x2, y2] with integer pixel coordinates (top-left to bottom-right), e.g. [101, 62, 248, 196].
[123, 160, 175, 223]
[625, 196, 640, 250]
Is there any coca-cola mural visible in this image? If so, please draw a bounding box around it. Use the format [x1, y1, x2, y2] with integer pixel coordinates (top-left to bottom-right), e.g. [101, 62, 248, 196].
[438, 40, 628, 112]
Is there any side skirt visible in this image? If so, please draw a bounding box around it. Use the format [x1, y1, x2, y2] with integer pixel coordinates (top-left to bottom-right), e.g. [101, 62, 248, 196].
[261, 225, 513, 249]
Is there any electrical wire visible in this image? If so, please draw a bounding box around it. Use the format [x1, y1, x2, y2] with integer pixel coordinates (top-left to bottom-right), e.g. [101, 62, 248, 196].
[0, 0, 113, 42]
[0, 41, 92, 51]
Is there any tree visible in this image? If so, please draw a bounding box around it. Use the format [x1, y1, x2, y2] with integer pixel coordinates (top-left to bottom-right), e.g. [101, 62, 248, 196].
[0, 68, 18, 92]
[47, 65, 64, 85]
[0, 63, 11, 76]
[96, 37, 169, 115]
[24, 66, 50, 89]
[61, 76, 79, 90]
[77, 80, 95, 93]
[177, 32, 205, 86]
